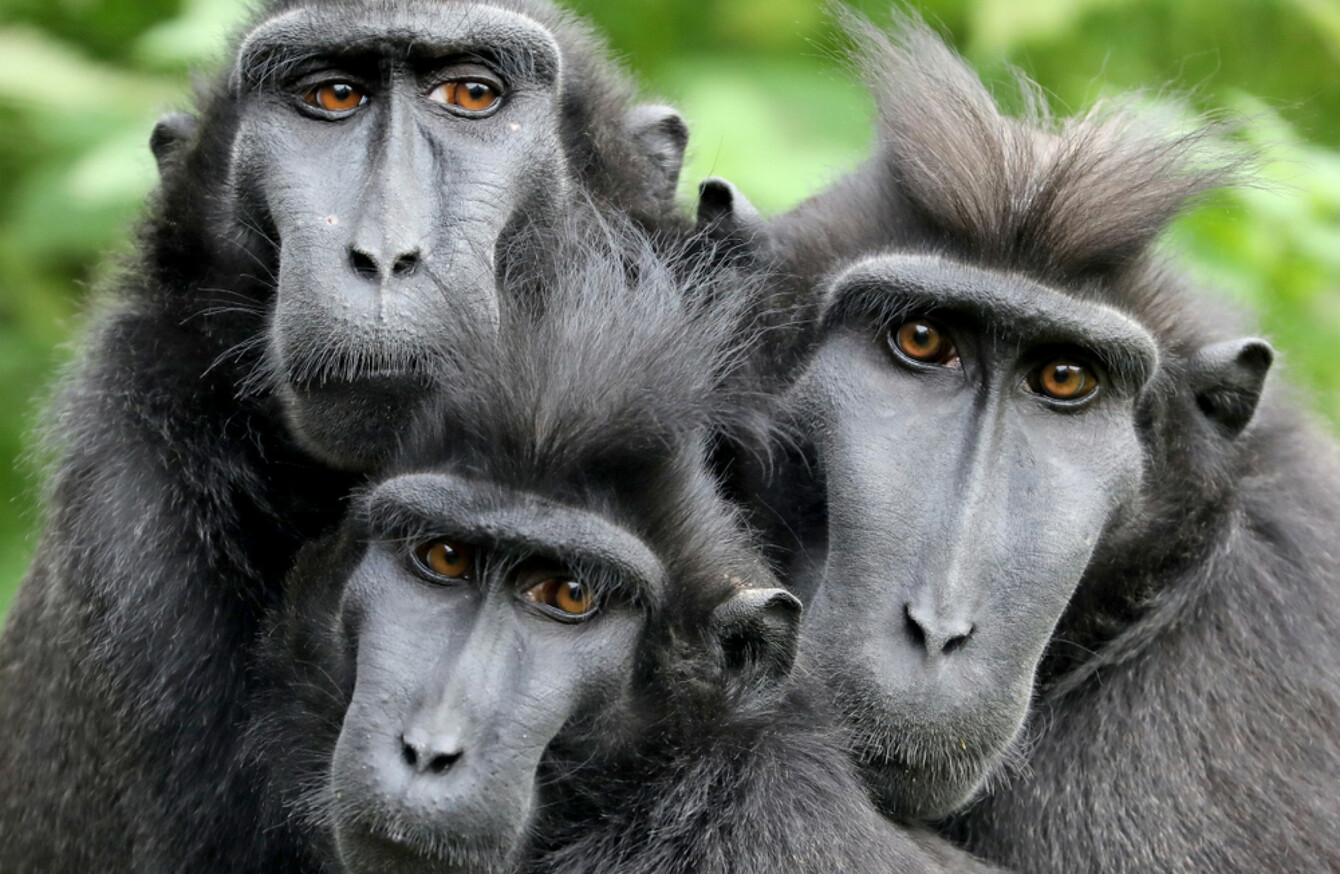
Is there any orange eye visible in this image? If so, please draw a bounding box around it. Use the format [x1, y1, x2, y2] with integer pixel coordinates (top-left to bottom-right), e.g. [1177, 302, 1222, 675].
[891, 320, 959, 366]
[302, 82, 367, 112]
[414, 540, 475, 580]
[429, 79, 501, 113]
[523, 575, 597, 618]
[1030, 359, 1099, 402]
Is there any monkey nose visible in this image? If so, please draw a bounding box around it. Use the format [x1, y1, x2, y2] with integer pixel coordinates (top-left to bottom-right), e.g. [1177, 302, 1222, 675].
[903, 603, 975, 656]
[348, 244, 423, 283]
[399, 731, 463, 777]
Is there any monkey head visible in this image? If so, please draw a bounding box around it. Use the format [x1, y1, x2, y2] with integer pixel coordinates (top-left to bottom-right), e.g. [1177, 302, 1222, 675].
[149, 0, 688, 471]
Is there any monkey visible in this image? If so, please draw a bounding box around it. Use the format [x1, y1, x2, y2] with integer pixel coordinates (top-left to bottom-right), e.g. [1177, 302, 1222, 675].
[0, 1, 697, 870]
[714, 12, 1340, 871]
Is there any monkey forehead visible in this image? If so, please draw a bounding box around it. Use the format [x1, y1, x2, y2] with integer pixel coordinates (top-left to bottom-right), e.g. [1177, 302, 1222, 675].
[823, 252, 1160, 385]
[231, 2, 562, 93]
[363, 472, 667, 597]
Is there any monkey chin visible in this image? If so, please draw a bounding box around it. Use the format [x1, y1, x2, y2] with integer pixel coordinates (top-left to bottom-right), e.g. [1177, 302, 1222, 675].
[335, 820, 516, 874]
[281, 374, 434, 472]
[855, 729, 1014, 822]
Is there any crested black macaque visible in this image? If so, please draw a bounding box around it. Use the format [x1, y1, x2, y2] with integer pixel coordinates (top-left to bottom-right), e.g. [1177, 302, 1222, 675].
[0, 2, 694, 871]
[730, 14, 1340, 872]
[252, 217, 1000, 874]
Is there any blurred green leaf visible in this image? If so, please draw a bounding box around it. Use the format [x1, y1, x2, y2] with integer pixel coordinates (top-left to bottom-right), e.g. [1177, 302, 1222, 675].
[1286, 0, 1340, 61]
[667, 56, 871, 212]
[1169, 97, 1340, 428]
[0, 26, 180, 112]
[134, 0, 248, 68]
[967, 0, 1138, 55]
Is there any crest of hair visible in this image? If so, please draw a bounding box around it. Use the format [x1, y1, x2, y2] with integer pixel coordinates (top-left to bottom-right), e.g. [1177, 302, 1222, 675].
[841, 7, 1248, 284]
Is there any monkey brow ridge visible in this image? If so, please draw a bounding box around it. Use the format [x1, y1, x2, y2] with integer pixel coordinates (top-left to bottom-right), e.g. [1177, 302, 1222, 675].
[232, 3, 561, 93]
[365, 472, 667, 601]
[825, 252, 1160, 387]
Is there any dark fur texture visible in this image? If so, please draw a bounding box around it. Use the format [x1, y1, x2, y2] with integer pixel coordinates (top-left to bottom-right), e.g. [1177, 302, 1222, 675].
[0, 2, 691, 870]
[522, 680, 997, 874]
[252, 213, 1000, 873]
[764, 13, 1340, 871]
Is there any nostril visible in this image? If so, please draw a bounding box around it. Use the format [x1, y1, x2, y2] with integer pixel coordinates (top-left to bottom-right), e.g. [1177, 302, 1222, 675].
[391, 250, 420, 278]
[425, 751, 460, 775]
[942, 625, 974, 655]
[401, 733, 462, 776]
[349, 248, 379, 280]
[904, 603, 974, 656]
[903, 603, 927, 650]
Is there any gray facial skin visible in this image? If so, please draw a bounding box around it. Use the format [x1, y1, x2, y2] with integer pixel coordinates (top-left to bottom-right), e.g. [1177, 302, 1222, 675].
[223, 3, 686, 470]
[789, 253, 1158, 820]
[330, 473, 660, 874]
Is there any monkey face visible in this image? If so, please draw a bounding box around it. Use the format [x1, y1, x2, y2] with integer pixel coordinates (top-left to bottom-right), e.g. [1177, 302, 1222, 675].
[787, 253, 1160, 819]
[325, 472, 662, 874]
[306, 464, 801, 874]
[224, 2, 570, 471]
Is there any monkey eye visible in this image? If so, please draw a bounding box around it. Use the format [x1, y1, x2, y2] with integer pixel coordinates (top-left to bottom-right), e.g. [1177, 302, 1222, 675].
[429, 79, 503, 114]
[519, 569, 598, 621]
[412, 539, 476, 581]
[888, 319, 960, 367]
[1027, 359, 1100, 403]
[301, 82, 368, 113]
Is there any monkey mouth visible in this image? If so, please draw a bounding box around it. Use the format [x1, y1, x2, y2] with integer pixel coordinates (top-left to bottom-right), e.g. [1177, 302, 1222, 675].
[338, 817, 513, 874]
[274, 323, 464, 390]
[282, 351, 443, 389]
[282, 373, 437, 424]
[831, 685, 1014, 819]
[287, 369, 428, 390]
[859, 736, 992, 780]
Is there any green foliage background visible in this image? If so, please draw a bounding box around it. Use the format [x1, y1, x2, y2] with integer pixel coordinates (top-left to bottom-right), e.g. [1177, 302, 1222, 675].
[1, 0, 1338, 618]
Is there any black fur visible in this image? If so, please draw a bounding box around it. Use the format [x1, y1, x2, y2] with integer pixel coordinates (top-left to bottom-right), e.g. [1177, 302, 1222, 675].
[756, 12, 1340, 871]
[0, 2, 692, 870]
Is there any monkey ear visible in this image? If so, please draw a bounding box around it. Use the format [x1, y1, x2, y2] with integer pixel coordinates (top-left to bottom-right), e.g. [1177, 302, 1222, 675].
[696, 177, 767, 251]
[626, 104, 689, 209]
[1188, 338, 1274, 440]
[149, 112, 198, 175]
[710, 587, 803, 685]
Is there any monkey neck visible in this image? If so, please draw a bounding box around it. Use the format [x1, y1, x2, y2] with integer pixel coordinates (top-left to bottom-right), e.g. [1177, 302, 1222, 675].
[1042, 393, 1338, 699]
